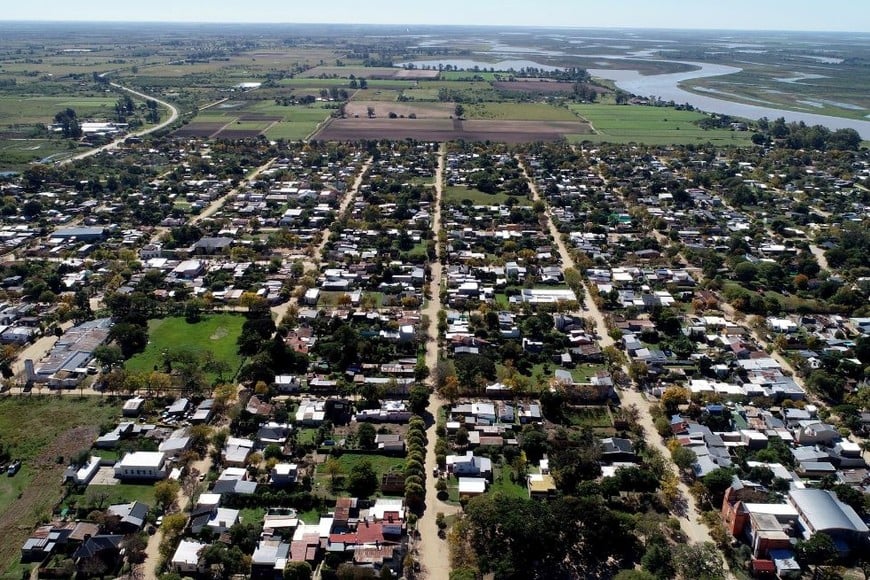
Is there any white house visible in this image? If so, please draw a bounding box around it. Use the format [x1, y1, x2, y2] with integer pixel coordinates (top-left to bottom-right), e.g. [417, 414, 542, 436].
[114, 451, 168, 481]
[270, 463, 299, 486]
[172, 540, 206, 574]
[446, 451, 492, 478]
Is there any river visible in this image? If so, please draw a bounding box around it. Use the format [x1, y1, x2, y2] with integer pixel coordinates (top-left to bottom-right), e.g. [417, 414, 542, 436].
[397, 56, 870, 138]
[588, 59, 870, 138]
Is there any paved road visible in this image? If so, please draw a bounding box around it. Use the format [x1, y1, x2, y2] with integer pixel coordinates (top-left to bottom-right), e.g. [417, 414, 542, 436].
[60, 81, 179, 166]
[416, 145, 461, 580]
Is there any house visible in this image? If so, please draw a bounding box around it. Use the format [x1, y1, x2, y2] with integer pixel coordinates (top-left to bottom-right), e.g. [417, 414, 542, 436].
[122, 396, 145, 417]
[20, 525, 72, 563]
[375, 434, 405, 454]
[114, 451, 168, 481]
[223, 437, 254, 467]
[270, 463, 299, 486]
[457, 477, 487, 498]
[446, 451, 492, 479]
[172, 540, 207, 574]
[527, 473, 557, 499]
[63, 455, 101, 485]
[191, 507, 240, 535]
[106, 501, 150, 533]
[72, 535, 124, 574]
[251, 538, 290, 579]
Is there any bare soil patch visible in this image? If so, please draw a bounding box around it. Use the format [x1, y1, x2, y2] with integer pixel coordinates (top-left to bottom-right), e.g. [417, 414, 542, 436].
[344, 101, 454, 119]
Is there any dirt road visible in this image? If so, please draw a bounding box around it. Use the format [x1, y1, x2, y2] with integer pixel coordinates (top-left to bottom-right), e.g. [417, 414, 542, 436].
[416, 145, 461, 580]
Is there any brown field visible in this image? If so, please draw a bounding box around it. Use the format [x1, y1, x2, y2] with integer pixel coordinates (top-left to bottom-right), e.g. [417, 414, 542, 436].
[299, 66, 438, 80]
[493, 81, 610, 95]
[314, 118, 592, 143]
[237, 114, 284, 122]
[214, 128, 265, 139]
[173, 122, 227, 138]
[344, 101, 454, 119]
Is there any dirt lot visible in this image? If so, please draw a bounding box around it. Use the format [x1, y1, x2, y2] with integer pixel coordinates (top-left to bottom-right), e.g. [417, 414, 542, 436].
[344, 101, 454, 119]
[315, 117, 592, 143]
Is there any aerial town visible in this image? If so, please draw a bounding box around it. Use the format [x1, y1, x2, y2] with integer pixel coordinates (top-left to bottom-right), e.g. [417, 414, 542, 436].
[0, 15, 867, 580]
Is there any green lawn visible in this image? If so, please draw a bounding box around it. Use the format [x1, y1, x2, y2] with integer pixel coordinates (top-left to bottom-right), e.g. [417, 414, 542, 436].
[568, 104, 753, 146]
[65, 483, 157, 512]
[125, 314, 246, 381]
[490, 465, 528, 499]
[443, 185, 530, 206]
[314, 453, 405, 497]
[0, 138, 77, 171]
[439, 71, 500, 81]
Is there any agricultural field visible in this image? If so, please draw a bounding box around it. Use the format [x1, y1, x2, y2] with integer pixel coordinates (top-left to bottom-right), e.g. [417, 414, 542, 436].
[315, 117, 591, 143]
[463, 102, 580, 121]
[569, 104, 754, 145]
[0, 397, 120, 576]
[0, 138, 76, 171]
[125, 314, 246, 381]
[344, 101, 454, 119]
[174, 100, 333, 141]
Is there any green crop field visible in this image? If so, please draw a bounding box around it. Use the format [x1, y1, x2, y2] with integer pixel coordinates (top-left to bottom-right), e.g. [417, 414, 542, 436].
[568, 104, 753, 145]
[125, 314, 246, 380]
[439, 71, 501, 81]
[465, 102, 579, 121]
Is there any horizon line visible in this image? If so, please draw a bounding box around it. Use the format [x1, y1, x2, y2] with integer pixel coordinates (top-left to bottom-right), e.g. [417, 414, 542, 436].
[0, 20, 867, 34]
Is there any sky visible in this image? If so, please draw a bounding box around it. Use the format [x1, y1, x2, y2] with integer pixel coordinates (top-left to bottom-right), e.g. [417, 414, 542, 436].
[1, 0, 868, 32]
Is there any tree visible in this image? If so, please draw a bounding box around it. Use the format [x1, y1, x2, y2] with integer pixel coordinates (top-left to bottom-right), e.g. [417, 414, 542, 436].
[454, 104, 465, 118]
[347, 459, 378, 497]
[284, 561, 313, 580]
[661, 386, 689, 415]
[671, 445, 697, 472]
[154, 479, 180, 511]
[161, 512, 187, 539]
[796, 532, 837, 577]
[109, 322, 148, 358]
[323, 457, 343, 489]
[672, 542, 725, 580]
[93, 345, 124, 370]
[357, 422, 377, 450]
[408, 384, 430, 414]
[440, 375, 460, 404]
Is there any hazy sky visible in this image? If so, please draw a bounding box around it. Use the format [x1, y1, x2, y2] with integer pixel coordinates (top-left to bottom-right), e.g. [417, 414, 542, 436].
[2, 0, 868, 32]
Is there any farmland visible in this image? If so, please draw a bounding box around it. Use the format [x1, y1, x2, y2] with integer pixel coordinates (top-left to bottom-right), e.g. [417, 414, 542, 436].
[569, 104, 754, 145]
[125, 314, 246, 381]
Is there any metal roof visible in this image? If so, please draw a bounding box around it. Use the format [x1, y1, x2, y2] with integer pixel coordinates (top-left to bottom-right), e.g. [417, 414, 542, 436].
[790, 489, 869, 534]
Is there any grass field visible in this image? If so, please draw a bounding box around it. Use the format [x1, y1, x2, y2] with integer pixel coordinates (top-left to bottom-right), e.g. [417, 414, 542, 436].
[0, 138, 77, 171]
[443, 185, 530, 206]
[0, 397, 121, 577]
[0, 96, 119, 126]
[568, 104, 754, 145]
[125, 314, 246, 380]
[465, 102, 579, 121]
[315, 453, 405, 497]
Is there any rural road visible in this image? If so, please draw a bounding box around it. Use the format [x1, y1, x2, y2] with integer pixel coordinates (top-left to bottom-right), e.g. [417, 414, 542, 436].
[60, 80, 179, 165]
[190, 157, 278, 226]
[417, 145, 461, 580]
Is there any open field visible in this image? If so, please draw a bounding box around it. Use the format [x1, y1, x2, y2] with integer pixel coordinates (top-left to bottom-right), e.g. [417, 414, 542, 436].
[0, 397, 120, 576]
[314, 453, 405, 497]
[125, 314, 245, 381]
[0, 96, 119, 126]
[0, 138, 77, 170]
[569, 104, 754, 145]
[298, 66, 438, 80]
[175, 100, 332, 141]
[315, 117, 592, 143]
[443, 186, 531, 206]
[344, 101, 454, 119]
[464, 102, 580, 121]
